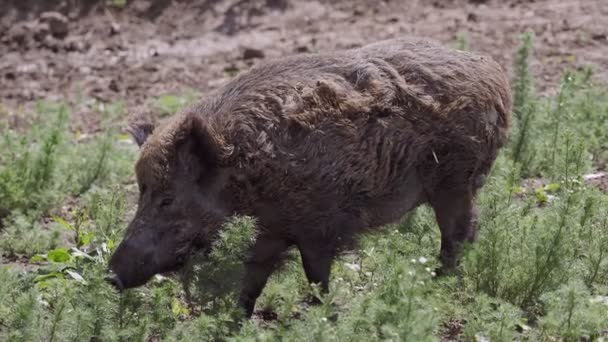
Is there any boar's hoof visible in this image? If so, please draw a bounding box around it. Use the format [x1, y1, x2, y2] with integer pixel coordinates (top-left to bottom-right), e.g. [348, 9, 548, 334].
[434, 265, 458, 278]
[303, 293, 323, 306]
[105, 274, 124, 291]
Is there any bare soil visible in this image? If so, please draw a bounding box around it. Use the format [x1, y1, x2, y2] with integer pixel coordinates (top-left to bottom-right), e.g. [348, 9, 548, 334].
[1, 0, 607, 122]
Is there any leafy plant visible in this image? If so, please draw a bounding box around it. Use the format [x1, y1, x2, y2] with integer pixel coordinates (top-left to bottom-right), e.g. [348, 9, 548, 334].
[180, 215, 258, 318]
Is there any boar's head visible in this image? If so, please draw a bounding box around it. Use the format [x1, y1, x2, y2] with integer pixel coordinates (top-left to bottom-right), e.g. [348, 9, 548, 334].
[107, 111, 232, 290]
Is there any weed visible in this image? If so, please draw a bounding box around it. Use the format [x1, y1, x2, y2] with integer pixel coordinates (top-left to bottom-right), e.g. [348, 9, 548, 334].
[154, 91, 199, 118]
[108, 0, 127, 9]
[0, 101, 135, 256]
[509, 31, 538, 171]
[180, 215, 258, 318]
[455, 31, 470, 51]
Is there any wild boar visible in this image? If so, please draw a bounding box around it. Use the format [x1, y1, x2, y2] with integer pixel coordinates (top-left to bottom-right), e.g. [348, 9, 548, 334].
[106, 37, 512, 318]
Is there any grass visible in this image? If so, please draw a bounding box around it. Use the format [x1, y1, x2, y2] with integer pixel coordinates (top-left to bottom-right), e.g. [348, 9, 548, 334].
[1, 34, 608, 341]
[0, 101, 135, 256]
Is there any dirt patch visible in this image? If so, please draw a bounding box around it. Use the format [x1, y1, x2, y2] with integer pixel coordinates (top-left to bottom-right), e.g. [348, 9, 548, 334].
[0, 254, 43, 273]
[0, 0, 607, 125]
[584, 172, 608, 193]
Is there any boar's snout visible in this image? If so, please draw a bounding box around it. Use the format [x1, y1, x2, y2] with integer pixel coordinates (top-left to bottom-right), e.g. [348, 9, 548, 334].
[107, 232, 159, 289]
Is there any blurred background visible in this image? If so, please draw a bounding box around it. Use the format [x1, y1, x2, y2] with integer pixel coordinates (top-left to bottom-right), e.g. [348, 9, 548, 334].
[1, 0, 606, 115]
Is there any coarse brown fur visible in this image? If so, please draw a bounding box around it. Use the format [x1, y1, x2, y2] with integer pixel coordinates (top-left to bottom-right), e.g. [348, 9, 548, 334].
[107, 37, 512, 318]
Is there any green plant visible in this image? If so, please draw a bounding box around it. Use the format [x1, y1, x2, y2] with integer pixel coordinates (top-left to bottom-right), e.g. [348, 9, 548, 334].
[180, 215, 258, 318]
[108, 0, 127, 8]
[455, 31, 470, 51]
[509, 31, 538, 171]
[538, 280, 608, 341]
[154, 91, 199, 117]
[0, 101, 135, 256]
[0, 103, 68, 216]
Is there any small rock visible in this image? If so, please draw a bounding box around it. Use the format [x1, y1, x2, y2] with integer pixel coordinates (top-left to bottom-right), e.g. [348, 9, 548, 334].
[131, 0, 151, 14]
[32, 23, 50, 42]
[109, 79, 120, 92]
[432, 1, 446, 9]
[6, 23, 29, 45]
[65, 37, 89, 52]
[266, 0, 289, 11]
[295, 45, 310, 53]
[79, 66, 92, 74]
[41, 35, 63, 52]
[474, 334, 490, 342]
[584, 172, 607, 180]
[353, 7, 365, 16]
[143, 63, 159, 72]
[591, 33, 607, 42]
[39, 12, 69, 39]
[344, 262, 361, 271]
[110, 22, 121, 36]
[590, 295, 608, 305]
[467, 12, 478, 22]
[242, 47, 265, 60]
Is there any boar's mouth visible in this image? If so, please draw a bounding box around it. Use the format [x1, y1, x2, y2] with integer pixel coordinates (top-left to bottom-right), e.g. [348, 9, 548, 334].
[158, 253, 190, 276]
[106, 256, 188, 291]
[157, 243, 213, 277]
[105, 237, 212, 291]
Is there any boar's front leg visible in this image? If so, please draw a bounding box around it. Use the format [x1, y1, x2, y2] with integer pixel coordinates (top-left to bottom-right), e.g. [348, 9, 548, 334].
[239, 237, 290, 318]
[298, 242, 335, 297]
[431, 186, 477, 275]
[297, 215, 360, 302]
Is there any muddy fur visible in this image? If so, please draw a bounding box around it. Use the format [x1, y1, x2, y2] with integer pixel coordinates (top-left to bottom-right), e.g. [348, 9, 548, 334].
[109, 37, 512, 318]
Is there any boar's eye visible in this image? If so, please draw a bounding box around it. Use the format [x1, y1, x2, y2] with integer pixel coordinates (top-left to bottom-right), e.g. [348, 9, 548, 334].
[160, 197, 174, 208]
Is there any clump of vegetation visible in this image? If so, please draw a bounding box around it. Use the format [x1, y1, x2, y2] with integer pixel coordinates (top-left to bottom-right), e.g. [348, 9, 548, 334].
[1, 34, 608, 341]
[508, 32, 608, 177]
[0, 103, 69, 218]
[509, 31, 537, 169]
[154, 91, 199, 118]
[180, 216, 258, 314]
[0, 101, 135, 256]
[107, 0, 127, 9]
[455, 31, 470, 51]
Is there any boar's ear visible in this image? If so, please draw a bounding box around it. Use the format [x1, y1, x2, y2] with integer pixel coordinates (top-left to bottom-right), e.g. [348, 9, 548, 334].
[178, 113, 220, 172]
[125, 110, 157, 147]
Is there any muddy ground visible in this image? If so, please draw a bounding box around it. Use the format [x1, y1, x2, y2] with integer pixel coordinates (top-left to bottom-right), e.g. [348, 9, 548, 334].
[1, 0, 607, 123]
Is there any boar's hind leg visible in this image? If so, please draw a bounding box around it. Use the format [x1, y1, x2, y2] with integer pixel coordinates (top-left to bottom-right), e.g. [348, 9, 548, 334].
[239, 237, 291, 318]
[430, 186, 477, 275]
